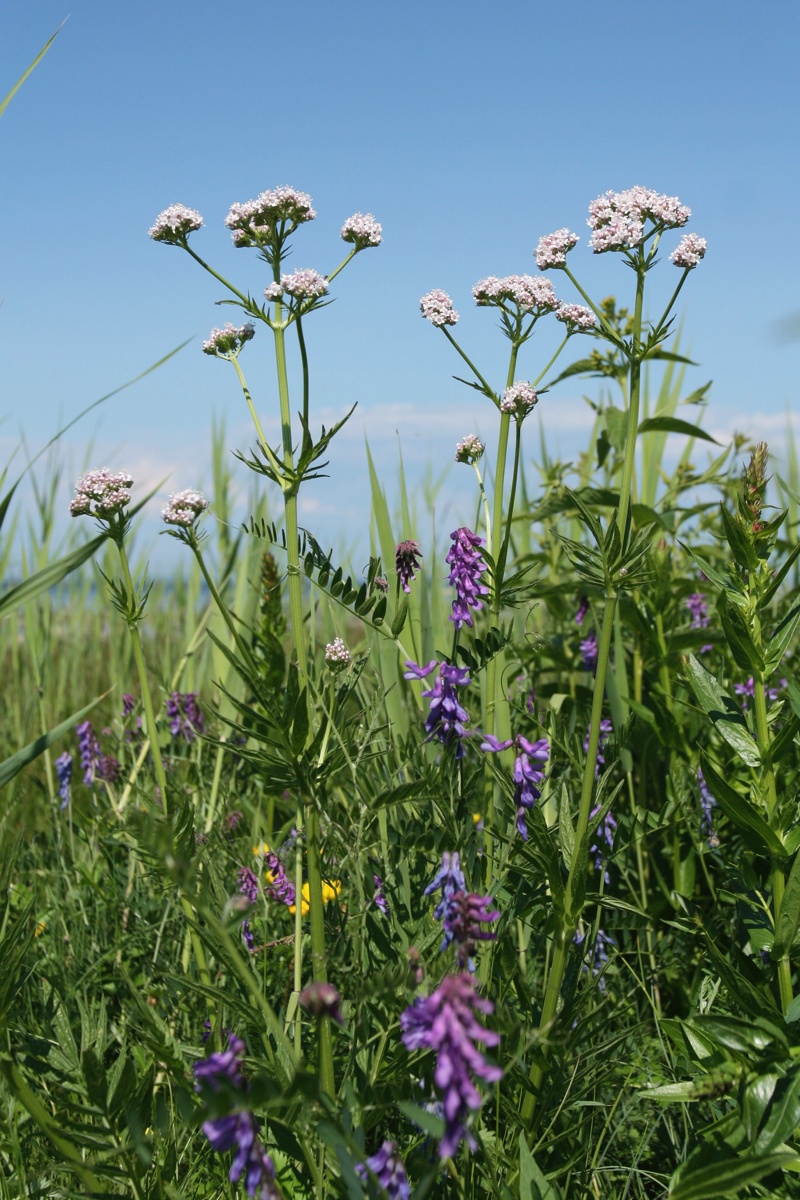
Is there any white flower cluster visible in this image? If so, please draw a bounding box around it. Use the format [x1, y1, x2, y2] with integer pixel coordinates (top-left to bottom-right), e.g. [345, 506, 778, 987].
[341, 212, 382, 248]
[500, 381, 538, 418]
[202, 323, 255, 356]
[148, 204, 204, 243]
[225, 186, 316, 247]
[419, 289, 459, 327]
[162, 489, 208, 528]
[70, 468, 133, 518]
[455, 435, 485, 464]
[472, 274, 559, 313]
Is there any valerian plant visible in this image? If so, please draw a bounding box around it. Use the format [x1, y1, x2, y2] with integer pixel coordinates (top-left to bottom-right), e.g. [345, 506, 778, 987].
[6, 182, 800, 1200]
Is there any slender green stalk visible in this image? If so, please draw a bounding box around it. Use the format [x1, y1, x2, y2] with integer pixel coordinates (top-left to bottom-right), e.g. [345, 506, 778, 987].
[115, 540, 169, 813]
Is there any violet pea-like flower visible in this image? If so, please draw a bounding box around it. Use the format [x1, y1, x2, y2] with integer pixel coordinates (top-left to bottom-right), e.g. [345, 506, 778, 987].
[481, 733, 549, 840]
[404, 661, 472, 759]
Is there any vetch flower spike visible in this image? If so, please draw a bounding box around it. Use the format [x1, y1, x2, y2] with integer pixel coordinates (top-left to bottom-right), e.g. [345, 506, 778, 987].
[356, 1142, 410, 1200]
[481, 733, 549, 840]
[405, 661, 472, 758]
[400, 972, 502, 1159]
[446, 527, 489, 629]
[395, 539, 422, 593]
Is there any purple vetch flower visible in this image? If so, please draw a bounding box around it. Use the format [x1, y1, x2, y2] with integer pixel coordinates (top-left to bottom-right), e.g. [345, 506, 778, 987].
[472, 274, 559, 313]
[340, 212, 382, 248]
[442, 891, 500, 970]
[535, 227, 579, 270]
[280, 268, 329, 299]
[55, 752, 73, 808]
[481, 734, 549, 840]
[201, 1018, 212, 1044]
[97, 755, 121, 783]
[400, 972, 502, 1159]
[374, 575, 389, 593]
[500, 381, 538, 419]
[193, 1034, 281, 1199]
[241, 920, 256, 952]
[148, 203, 203, 243]
[373, 873, 390, 916]
[420, 289, 459, 327]
[69, 468, 133, 519]
[670, 233, 707, 268]
[455, 434, 485, 464]
[686, 592, 710, 629]
[324, 637, 351, 670]
[424, 852, 467, 928]
[734, 676, 786, 706]
[356, 1142, 410, 1200]
[264, 852, 295, 907]
[698, 767, 718, 846]
[556, 304, 597, 332]
[202, 323, 255, 356]
[76, 720, 102, 785]
[224, 809, 243, 834]
[121, 693, 136, 717]
[238, 866, 261, 903]
[575, 927, 614, 990]
[299, 981, 344, 1025]
[583, 718, 613, 778]
[446, 527, 489, 629]
[575, 597, 590, 626]
[166, 692, 205, 743]
[589, 801, 617, 875]
[395, 539, 423, 593]
[404, 660, 472, 758]
[162, 488, 208, 527]
[579, 631, 598, 672]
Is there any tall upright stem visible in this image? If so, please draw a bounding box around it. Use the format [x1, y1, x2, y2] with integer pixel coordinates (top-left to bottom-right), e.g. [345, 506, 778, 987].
[523, 264, 647, 1127]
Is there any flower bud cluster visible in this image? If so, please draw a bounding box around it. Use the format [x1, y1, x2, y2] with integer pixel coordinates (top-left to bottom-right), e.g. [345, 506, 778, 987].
[325, 637, 351, 669]
[70, 468, 133, 519]
[472, 273, 559, 313]
[670, 233, 707, 268]
[556, 304, 596, 331]
[535, 227, 579, 269]
[455, 434, 485, 464]
[161, 489, 208, 528]
[225, 185, 316, 247]
[340, 211, 382, 248]
[280, 268, 329, 299]
[148, 203, 203, 243]
[500, 381, 538, 417]
[588, 186, 691, 253]
[202, 322, 255, 356]
[419, 289, 459, 326]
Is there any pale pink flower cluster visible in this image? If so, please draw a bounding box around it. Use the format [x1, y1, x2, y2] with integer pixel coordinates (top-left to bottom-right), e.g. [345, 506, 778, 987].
[420, 289, 459, 327]
[587, 186, 690, 253]
[70, 468, 133, 518]
[670, 233, 707, 268]
[325, 637, 351, 668]
[535, 228, 579, 270]
[148, 204, 204, 243]
[265, 282, 284, 301]
[280, 269, 329, 299]
[556, 304, 597, 331]
[472, 274, 559, 313]
[202, 322, 255, 355]
[225, 186, 316, 247]
[455, 435, 485, 464]
[500, 382, 538, 417]
[341, 212, 382, 248]
[162, 489, 208, 527]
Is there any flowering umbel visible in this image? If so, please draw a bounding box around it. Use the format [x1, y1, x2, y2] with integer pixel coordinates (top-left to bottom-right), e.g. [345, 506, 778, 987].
[420, 289, 459, 326]
[148, 203, 203, 243]
[340, 212, 382, 248]
[162, 489, 208, 527]
[69, 469, 133, 520]
[202, 323, 255, 356]
[401, 972, 502, 1158]
[535, 227, 579, 270]
[455, 435, 485, 464]
[225, 185, 316, 248]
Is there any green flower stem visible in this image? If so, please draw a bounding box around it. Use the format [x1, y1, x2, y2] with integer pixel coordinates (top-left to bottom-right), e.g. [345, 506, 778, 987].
[290, 799, 305, 1056]
[495, 421, 522, 587]
[115, 540, 169, 814]
[271, 305, 309, 687]
[442, 327, 497, 399]
[296, 314, 310, 438]
[523, 265, 647, 1125]
[471, 461, 492, 547]
[229, 357, 286, 483]
[325, 248, 358, 286]
[305, 794, 335, 1095]
[531, 334, 571, 388]
[181, 244, 252, 307]
[752, 663, 793, 1013]
[191, 542, 261, 678]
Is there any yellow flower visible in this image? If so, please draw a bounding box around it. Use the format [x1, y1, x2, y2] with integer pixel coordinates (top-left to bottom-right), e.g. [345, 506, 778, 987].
[472, 812, 483, 826]
[289, 879, 342, 917]
[34, 920, 46, 938]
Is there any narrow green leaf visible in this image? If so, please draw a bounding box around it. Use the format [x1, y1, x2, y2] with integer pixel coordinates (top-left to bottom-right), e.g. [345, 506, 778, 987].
[670, 1150, 800, 1200]
[754, 1067, 800, 1154]
[0, 22, 64, 119]
[0, 532, 107, 619]
[700, 755, 784, 858]
[519, 1132, 560, 1199]
[686, 656, 760, 768]
[776, 851, 800, 957]
[638, 415, 720, 444]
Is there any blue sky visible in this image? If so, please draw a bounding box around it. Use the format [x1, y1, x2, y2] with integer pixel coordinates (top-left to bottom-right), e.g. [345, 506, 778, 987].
[1, 0, 799, 565]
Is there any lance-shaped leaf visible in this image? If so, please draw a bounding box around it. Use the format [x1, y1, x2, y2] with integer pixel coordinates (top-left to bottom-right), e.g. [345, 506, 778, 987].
[699, 755, 784, 859]
[686, 656, 760, 767]
[638, 415, 720, 445]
